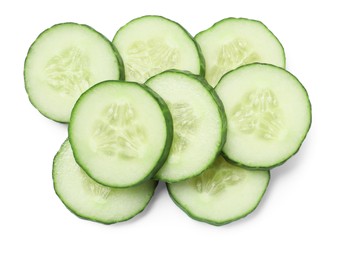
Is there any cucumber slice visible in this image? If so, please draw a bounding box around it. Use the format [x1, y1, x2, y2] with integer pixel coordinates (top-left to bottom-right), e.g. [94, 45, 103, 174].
[215, 63, 311, 169]
[53, 140, 158, 224]
[145, 70, 226, 182]
[24, 23, 123, 123]
[69, 80, 173, 188]
[113, 15, 204, 83]
[167, 156, 270, 226]
[195, 18, 285, 86]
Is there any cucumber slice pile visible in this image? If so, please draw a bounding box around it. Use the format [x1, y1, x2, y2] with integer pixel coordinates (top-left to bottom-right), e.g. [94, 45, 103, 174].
[25, 16, 311, 225]
[24, 23, 123, 122]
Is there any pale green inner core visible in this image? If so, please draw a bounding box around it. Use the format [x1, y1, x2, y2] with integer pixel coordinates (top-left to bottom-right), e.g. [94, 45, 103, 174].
[169, 102, 198, 157]
[190, 157, 245, 195]
[208, 39, 259, 86]
[232, 89, 283, 140]
[45, 47, 90, 96]
[80, 169, 113, 203]
[126, 39, 180, 82]
[92, 103, 146, 158]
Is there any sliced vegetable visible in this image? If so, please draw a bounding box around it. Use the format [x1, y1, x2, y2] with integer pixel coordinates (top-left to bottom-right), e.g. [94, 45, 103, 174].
[69, 80, 173, 188]
[146, 70, 226, 182]
[113, 15, 204, 83]
[215, 63, 311, 169]
[53, 140, 158, 224]
[24, 22, 124, 122]
[168, 156, 270, 225]
[195, 18, 285, 86]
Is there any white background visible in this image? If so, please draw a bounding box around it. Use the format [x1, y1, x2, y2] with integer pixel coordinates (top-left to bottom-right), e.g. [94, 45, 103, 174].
[1, 0, 338, 259]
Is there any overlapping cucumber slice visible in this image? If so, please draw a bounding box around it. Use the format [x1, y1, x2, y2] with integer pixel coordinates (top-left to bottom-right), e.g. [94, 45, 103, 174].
[145, 70, 226, 182]
[168, 156, 270, 225]
[24, 23, 123, 122]
[113, 15, 204, 83]
[195, 18, 285, 86]
[69, 80, 173, 188]
[53, 140, 158, 224]
[215, 63, 311, 169]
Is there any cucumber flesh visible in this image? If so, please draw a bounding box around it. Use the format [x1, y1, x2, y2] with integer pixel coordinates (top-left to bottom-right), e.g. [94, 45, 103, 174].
[195, 18, 285, 86]
[113, 15, 204, 83]
[167, 156, 270, 225]
[215, 63, 311, 169]
[24, 23, 123, 122]
[69, 80, 173, 188]
[145, 70, 226, 182]
[53, 140, 158, 224]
